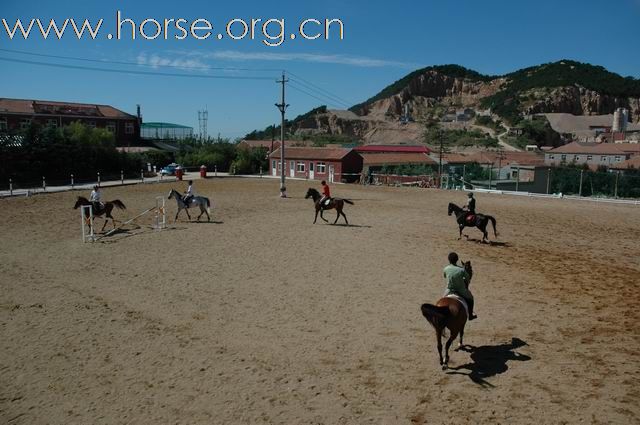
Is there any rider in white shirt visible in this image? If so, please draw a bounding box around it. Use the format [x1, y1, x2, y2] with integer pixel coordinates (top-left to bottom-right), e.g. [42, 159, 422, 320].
[89, 185, 104, 211]
[182, 180, 194, 206]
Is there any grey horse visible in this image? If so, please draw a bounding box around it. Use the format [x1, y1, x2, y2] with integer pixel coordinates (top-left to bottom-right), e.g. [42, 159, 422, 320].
[168, 188, 211, 222]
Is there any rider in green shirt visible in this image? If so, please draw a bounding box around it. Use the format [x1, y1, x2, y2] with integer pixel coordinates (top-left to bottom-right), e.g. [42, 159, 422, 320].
[443, 252, 477, 320]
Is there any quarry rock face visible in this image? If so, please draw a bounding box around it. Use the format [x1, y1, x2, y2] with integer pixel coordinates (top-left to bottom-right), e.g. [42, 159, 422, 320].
[289, 67, 640, 144]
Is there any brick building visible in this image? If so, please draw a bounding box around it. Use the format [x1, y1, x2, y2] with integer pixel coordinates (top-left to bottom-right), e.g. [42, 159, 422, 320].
[0, 98, 141, 146]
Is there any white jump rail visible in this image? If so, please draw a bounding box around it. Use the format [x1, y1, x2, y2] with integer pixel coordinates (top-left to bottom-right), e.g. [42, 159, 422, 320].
[154, 196, 167, 230]
[91, 205, 159, 242]
[80, 205, 95, 243]
[470, 187, 640, 205]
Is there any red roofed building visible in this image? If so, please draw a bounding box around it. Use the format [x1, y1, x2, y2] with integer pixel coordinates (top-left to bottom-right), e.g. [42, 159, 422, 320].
[354, 145, 431, 154]
[0, 98, 141, 145]
[268, 147, 363, 183]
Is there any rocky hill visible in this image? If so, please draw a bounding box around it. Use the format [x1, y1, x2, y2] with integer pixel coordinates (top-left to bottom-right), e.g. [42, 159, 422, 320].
[246, 60, 640, 145]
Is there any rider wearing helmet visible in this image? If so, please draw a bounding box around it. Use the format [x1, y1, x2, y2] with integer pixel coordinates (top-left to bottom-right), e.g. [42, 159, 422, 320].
[89, 185, 104, 212]
[463, 192, 476, 223]
[182, 180, 194, 206]
[443, 252, 477, 320]
[319, 180, 331, 208]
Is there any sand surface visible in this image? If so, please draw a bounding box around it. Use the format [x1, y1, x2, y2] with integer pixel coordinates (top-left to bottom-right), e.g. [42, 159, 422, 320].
[1, 178, 639, 424]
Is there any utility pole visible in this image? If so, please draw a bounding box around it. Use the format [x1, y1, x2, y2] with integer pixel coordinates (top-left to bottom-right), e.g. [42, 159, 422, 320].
[546, 167, 551, 195]
[614, 171, 620, 198]
[438, 130, 444, 188]
[578, 169, 584, 197]
[276, 72, 289, 197]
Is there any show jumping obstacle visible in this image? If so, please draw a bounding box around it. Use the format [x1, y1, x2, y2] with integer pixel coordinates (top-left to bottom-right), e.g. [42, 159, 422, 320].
[82, 198, 167, 243]
[80, 205, 95, 243]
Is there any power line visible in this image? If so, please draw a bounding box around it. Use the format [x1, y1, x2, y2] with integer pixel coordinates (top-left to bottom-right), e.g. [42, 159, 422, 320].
[289, 77, 350, 109]
[288, 81, 346, 109]
[0, 48, 282, 73]
[287, 70, 354, 107]
[0, 56, 275, 80]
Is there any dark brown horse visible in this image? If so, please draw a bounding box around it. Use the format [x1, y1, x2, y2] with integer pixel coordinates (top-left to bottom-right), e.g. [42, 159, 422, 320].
[74, 196, 126, 232]
[421, 261, 473, 369]
[305, 188, 354, 225]
[448, 203, 497, 243]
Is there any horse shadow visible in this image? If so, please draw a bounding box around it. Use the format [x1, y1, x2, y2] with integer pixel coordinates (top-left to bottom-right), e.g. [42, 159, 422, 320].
[463, 237, 510, 247]
[188, 220, 224, 225]
[446, 337, 530, 388]
[330, 223, 372, 228]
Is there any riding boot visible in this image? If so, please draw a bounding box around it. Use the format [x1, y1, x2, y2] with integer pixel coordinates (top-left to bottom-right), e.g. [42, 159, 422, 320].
[467, 298, 477, 320]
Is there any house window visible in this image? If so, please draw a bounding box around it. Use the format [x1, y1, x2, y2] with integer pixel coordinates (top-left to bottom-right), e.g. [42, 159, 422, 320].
[272, 160, 276, 169]
[574, 155, 580, 161]
[561, 154, 567, 161]
[601, 156, 607, 162]
[296, 161, 306, 172]
[277, 161, 281, 170]
[316, 162, 326, 173]
[46, 119, 58, 128]
[549, 155, 555, 160]
[586, 155, 593, 161]
[125, 122, 134, 134]
[106, 122, 116, 133]
[20, 118, 31, 130]
[0, 118, 7, 131]
[87, 121, 96, 128]
[615, 156, 621, 162]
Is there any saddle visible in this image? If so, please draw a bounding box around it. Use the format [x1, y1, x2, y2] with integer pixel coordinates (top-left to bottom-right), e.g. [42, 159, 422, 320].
[465, 214, 477, 224]
[445, 294, 469, 318]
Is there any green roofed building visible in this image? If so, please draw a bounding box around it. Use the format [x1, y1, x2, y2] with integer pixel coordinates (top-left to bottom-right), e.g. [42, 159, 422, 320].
[141, 122, 193, 141]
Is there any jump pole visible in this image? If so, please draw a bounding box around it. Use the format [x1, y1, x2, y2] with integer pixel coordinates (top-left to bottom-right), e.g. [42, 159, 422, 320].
[96, 205, 157, 240]
[80, 205, 95, 243]
[154, 196, 167, 230]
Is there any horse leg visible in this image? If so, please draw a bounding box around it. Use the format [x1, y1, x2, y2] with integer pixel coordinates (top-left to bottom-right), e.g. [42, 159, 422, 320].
[333, 209, 340, 224]
[455, 328, 465, 351]
[436, 328, 444, 367]
[185, 208, 192, 221]
[443, 330, 459, 369]
[174, 209, 180, 223]
[313, 209, 319, 224]
[320, 209, 328, 223]
[341, 210, 349, 225]
[100, 216, 108, 232]
[196, 206, 204, 221]
[459, 225, 464, 240]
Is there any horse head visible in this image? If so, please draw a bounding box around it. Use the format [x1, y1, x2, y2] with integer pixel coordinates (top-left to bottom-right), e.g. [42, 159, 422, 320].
[462, 260, 473, 282]
[73, 196, 88, 209]
[305, 188, 319, 200]
[168, 189, 176, 199]
[447, 203, 455, 216]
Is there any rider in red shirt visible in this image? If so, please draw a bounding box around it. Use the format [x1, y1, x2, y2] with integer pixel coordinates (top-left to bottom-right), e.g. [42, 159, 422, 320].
[320, 180, 331, 207]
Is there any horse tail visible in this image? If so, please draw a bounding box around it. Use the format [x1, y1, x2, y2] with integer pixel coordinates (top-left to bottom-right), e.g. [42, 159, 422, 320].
[421, 303, 450, 329]
[343, 199, 354, 205]
[487, 215, 498, 238]
[206, 198, 211, 214]
[112, 200, 126, 210]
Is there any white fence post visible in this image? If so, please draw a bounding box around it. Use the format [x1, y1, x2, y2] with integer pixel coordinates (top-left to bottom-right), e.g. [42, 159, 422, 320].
[71, 174, 74, 188]
[154, 196, 166, 230]
[81, 204, 95, 243]
[97, 172, 101, 187]
[121, 170, 124, 184]
[42, 176, 46, 192]
[9, 178, 12, 196]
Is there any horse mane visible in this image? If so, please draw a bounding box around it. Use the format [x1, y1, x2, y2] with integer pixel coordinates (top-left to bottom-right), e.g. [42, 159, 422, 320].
[77, 196, 89, 202]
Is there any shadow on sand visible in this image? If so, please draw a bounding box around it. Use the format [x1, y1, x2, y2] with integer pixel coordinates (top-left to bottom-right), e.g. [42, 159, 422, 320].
[329, 223, 372, 228]
[447, 337, 531, 388]
[463, 236, 510, 247]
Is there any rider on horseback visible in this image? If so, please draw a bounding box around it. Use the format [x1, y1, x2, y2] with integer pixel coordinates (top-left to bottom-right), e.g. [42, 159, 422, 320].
[319, 180, 331, 208]
[89, 185, 104, 213]
[182, 180, 194, 207]
[443, 252, 477, 320]
[463, 192, 476, 223]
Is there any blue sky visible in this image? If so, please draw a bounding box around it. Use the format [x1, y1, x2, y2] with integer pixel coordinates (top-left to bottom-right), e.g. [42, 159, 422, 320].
[1, 0, 639, 139]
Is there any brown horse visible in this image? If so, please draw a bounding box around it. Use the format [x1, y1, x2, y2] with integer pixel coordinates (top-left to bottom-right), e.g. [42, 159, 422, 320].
[74, 196, 126, 232]
[421, 261, 473, 369]
[305, 188, 354, 225]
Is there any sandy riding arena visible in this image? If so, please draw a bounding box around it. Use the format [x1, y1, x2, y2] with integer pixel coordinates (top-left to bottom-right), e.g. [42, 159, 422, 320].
[1, 178, 639, 424]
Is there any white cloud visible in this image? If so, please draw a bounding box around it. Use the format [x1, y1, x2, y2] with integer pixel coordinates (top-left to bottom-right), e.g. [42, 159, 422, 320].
[136, 52, 209, 71]
[171, 50, 418, 69]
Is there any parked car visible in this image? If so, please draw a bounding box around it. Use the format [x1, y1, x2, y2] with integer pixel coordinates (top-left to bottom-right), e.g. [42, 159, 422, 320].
[160, 163, 182, 176]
